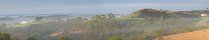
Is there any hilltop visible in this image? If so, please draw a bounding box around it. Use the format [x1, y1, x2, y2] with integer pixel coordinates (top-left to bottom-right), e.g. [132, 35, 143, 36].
[126, 8, 209, 19]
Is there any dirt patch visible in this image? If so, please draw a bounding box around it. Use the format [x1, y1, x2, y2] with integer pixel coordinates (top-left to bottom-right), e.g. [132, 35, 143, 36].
[157, 29, 209, 40]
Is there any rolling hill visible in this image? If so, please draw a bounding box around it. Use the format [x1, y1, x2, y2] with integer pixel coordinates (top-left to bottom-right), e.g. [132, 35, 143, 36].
[126, 8, 209, 19]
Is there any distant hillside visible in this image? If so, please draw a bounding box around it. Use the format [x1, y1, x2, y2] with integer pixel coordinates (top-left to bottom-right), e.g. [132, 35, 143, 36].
[126, 8, 209, 19]
[0, 17, 13, 21]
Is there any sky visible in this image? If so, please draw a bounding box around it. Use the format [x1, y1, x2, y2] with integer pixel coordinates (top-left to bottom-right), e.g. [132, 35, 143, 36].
[0, 0, 209, 15]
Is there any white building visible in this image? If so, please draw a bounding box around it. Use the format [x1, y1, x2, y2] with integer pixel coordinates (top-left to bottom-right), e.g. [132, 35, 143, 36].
[20, 21, 28, 24]
[201, 14, 207, 17]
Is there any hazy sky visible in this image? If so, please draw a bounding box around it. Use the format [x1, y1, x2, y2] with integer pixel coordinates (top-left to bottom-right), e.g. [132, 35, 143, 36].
[0, 0, 209, 15]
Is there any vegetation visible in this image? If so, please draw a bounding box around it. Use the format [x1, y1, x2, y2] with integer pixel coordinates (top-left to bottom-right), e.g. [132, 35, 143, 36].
[0, 32, 10, 40]
[58, 36, 71, 40]
[35, 16, 43, 21]
[0, 9, 209, 40]
[126, 8, 209, 18]
[107, 36, 121, 40]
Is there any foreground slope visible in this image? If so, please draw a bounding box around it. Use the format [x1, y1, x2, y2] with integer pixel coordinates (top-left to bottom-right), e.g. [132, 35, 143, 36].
[161, 29, 209, 40]
[157, 17, 209, 40]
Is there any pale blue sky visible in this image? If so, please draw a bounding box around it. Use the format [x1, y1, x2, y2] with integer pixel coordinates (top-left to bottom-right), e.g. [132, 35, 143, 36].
[0, 0, 209, 15]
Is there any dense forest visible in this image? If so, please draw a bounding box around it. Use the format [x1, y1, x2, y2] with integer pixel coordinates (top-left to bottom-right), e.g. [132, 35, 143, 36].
[1, 9, 209, 40]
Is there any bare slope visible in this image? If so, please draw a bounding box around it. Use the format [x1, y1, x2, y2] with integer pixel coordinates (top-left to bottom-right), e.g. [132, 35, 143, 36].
[161, 29, 209, 40]
[158, 17, 209, 40]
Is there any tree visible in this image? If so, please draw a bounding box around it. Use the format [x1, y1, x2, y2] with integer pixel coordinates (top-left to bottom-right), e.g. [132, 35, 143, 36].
[35, 17, 43, 21]
[107, 13, 116, 18]
[12, 34, 20, 40]
[136, 32, 149, 40]
[59, 36, 71, 40]
[91, 15, 106, 20]
[1, 23, 6, 27]
[107, 36, 121, 40]
[0, 23, 6, 31]
[12, 36, 20, 40]
[27, 37, 35, 40]
[27, 32, 38, 40]
[0, 32, 10, 40]
[77, 17, 82, 19]
[83, 18, 88, 21]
